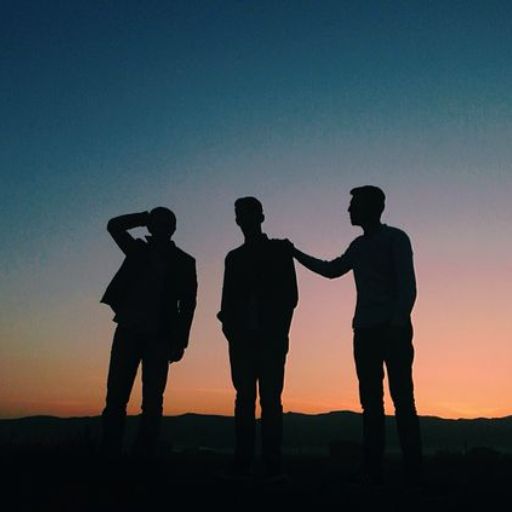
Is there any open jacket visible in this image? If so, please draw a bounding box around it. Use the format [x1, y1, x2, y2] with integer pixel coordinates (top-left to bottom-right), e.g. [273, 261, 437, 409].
[101, 212, 197, 350]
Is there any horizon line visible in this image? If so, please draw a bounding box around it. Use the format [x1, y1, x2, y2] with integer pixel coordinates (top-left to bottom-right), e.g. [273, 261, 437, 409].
[2, 409, 512, 422]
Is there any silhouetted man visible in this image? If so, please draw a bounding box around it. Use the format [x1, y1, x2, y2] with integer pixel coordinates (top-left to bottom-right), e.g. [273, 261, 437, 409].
[290, 186, 422, 485]
[218, 197, 298, 480]
[100, 208, 197, 457]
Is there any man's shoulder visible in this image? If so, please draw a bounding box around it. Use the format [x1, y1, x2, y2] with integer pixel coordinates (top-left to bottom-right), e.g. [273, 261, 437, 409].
[349, 233, 365, 246]
[268, 237, 291, 250]
[345, 233, 366, 254]
[224, 244, 245, 264]
[382, 225, 413, 254]
[383, 225, 411, 241]
[226, 243, 245, 257]
[266, 237, 295, 258]
[173, 245, 196, 265]
[225, 238, 292, 261]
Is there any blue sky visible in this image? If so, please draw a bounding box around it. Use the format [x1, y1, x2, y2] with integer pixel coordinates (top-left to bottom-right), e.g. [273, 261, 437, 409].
[1, 1, 511, 417]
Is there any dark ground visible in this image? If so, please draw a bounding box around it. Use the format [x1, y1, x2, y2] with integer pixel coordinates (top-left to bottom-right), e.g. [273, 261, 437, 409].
[2, 446, 512, 511]
[2, 414, 511, 510]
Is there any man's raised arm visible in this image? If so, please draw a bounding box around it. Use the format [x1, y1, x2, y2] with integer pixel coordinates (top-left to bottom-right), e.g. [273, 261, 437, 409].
[107, 211, 149, 255]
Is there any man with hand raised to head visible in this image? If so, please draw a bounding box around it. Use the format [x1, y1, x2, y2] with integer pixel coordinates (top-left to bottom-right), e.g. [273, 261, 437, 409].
[100, 207, 197, 458]
[218, 197, 298, 482]
[289, 186, 422, 486]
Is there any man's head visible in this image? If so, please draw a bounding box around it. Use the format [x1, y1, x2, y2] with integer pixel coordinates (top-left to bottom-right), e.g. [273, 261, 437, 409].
[348, 186, 385, 226]
[235, 196, 264, 237]
[147, 207, 176, 239]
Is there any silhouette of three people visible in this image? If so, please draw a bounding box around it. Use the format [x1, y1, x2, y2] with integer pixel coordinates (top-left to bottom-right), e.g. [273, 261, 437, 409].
[99, 187, 422, 486]
[100, 208, 197, 457]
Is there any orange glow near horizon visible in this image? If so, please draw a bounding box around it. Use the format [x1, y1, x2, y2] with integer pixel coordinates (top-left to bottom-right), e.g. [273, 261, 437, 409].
[2, 250, 511, 421]
[1, 173, 511, 422]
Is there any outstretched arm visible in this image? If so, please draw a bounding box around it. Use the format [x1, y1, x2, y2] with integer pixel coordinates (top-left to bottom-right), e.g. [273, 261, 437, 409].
[107, 211, 149, 255]
[292, 246, 353, 279]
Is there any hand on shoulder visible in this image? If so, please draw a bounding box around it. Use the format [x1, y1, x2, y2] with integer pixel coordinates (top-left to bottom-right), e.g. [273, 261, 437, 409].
[279, 238, 295, 256]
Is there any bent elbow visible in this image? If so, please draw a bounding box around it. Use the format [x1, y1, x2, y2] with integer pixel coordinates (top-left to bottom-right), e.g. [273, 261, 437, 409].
[107, 218, 117, 233]
[325, 266, 348, 279]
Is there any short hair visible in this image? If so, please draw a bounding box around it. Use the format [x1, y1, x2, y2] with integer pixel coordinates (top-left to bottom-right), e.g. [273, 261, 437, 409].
[234, 196, 264, 216]
[149, 206, 176, 228]
[350, 186, 385, 214]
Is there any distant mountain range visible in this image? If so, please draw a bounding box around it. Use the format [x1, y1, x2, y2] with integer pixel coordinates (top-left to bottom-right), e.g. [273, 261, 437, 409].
[1, 411, 511, 455]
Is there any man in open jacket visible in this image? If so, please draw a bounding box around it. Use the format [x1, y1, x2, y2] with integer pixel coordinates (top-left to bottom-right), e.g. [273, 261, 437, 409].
[100, 207, 197, 457]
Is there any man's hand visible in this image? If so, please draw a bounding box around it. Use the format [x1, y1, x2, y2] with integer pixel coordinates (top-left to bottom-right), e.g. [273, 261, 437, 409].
[221, 323, 242, 343]
[168, 346, 185, 363]
[282, 238, 295, 256]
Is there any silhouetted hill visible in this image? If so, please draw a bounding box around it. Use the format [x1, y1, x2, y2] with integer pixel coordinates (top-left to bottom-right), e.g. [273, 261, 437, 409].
[1, 411, 511, 455]
[2, 413, 512, 512]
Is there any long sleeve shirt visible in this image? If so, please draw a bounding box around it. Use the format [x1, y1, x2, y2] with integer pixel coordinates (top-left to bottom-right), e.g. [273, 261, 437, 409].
[301, 224, 416, 328]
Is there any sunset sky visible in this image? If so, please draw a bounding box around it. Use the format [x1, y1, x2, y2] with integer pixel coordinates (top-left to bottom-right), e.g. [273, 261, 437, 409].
[1, 1, 511, 420]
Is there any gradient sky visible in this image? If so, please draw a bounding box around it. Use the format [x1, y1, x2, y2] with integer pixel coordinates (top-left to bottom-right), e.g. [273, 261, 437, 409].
[1, 1, 511, 419]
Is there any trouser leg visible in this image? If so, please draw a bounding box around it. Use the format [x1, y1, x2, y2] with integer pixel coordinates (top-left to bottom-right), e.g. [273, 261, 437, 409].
[385, 324, 423, 481]
[133, 337, 170, 456]
[101, 326, 141, 455]
[354, 327, 385, 479]
[259, 347, 287, 473]
[228, 339, 257, 469]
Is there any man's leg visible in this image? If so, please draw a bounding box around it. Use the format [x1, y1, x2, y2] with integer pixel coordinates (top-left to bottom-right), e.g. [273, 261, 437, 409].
[228, 336, 258, 471]
[385, 323, 423, 483]
[353, 327, 386, 482]
[101, 326, 141, 456]
[259, 344, 287, 476]
[258, 311, 292, 476]
[134, 336, 170, 457]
